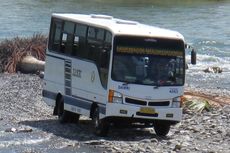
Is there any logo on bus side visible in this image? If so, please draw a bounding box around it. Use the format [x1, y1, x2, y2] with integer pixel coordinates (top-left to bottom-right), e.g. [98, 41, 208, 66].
[118, 84, 130, 90]
[72, 68, 82, 78]
[91, 71, 95, 82]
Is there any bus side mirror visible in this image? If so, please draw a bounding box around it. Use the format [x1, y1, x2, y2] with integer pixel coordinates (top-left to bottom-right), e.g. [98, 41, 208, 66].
[185, 43, 197, 65]
[191, 49, 196, 65]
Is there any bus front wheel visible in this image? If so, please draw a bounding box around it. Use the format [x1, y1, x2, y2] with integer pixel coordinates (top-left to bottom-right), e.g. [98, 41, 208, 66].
[92, 107, 109, 137]
[154, 121, 171, 136]
[57, 97, 70, 123]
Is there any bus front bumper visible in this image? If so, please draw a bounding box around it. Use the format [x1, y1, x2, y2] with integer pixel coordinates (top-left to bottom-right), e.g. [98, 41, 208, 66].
[105, 103, 182, 122]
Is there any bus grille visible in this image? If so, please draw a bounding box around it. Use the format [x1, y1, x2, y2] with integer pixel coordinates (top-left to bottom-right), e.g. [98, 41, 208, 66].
[148, 101, 170, 106]
[125, 98, 170, 106]
[125, 98, 147, 106]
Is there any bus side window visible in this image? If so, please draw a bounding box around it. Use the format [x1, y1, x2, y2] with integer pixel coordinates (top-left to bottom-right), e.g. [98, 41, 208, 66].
[48, 19, 62, 52]
[99, 31, 112, 88]
[87, 27, 99, 61]
[96, 28, 104, 41]
[72, 36, 79, 56]
[74, 24, 87, 58]
[60, 33, 67, 53]
[60, 21, 75, 55]
[101, 31, 112, 68]
[87, 27, 106, 63]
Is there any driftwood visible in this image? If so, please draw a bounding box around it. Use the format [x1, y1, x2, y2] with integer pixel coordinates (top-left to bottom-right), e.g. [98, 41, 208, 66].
[203, 66, 223, 73]
[18, 55, 45, 73]
[0, 34, 47, 73]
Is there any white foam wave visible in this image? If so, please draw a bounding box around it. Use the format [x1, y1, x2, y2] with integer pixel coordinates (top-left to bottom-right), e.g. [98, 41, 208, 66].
[186, 54, 230, 72]
[198, 40, 217, 45]
[186, 54, 230, 64]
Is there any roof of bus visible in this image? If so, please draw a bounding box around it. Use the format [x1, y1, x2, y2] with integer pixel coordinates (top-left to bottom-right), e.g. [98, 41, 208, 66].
[52, 13, 184, 40]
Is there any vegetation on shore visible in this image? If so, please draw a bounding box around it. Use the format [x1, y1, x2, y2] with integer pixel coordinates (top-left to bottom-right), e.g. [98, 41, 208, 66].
[182, 96, 211, 113]
[0, 34, 47, 73]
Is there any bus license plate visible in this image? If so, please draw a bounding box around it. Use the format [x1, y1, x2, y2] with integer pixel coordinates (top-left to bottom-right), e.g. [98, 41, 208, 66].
[140, 107, 156, 114]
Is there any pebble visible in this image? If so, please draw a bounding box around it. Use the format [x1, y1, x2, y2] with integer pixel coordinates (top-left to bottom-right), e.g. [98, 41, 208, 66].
[173, 144, 182, 151]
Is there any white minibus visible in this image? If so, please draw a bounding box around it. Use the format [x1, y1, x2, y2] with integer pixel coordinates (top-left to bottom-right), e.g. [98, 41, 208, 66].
[43, 13, 195, 136]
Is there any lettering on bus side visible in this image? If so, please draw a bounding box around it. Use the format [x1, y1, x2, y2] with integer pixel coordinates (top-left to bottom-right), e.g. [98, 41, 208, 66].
[118, 84, 130, 90]
[72, 68, 82, 78]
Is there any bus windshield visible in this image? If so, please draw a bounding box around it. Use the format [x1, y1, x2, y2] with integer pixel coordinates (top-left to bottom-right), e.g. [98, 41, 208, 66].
[111, 36, 185, 86]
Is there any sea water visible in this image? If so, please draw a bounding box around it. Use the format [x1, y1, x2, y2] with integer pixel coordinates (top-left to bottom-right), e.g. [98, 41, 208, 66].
[0, 0, 229, 95]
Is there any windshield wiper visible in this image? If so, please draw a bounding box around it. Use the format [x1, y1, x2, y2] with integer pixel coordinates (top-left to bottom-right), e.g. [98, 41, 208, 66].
[122, 79, 144, 85]
[153, 80, 164, 89]
[122, 82, 129, 85]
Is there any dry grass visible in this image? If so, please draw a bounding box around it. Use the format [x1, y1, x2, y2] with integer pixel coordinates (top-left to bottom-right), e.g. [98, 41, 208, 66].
[0, 34, 47, 73]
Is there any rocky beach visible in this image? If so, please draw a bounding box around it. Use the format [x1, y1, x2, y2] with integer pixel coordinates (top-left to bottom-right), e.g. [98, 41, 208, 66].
[1, 1, 230, 152]
[0, 72, 229, 153]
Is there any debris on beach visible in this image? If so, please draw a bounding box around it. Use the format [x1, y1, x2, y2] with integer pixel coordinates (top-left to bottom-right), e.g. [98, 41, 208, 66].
[5, 127, 33, 133]
[183, 98, 211, 113]
[5, 127, 17, 133]
[203, 66, 223, 73]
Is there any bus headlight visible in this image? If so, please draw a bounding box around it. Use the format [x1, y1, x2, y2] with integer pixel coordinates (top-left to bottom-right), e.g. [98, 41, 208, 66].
[108, 90, 123, 103]
[172, 96, 182, 108]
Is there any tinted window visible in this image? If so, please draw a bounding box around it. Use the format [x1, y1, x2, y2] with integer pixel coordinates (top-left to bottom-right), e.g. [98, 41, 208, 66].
[73, 24, 88, 57]
[60, 21, 75, 54]
[96, 29, 104, 41]
[75, 24, 87, 37]
[88, 27, 96, 39]
[64, 21, 75, 34]
[48, 18, 113, 88]
[49, 19, 62, 51]
[105, 32, 112, 44]
[112, 36, 185, 86]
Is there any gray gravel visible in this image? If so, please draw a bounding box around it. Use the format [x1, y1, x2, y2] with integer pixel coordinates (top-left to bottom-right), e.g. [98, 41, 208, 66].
[0, 73, 229, 153]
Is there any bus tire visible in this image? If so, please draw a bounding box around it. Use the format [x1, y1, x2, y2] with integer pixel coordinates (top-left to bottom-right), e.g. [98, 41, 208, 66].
[70, 112, 80, 123]
[57, 97, 70, 123]
[154, 122, 171, 136]
[92, 107, 109, 137]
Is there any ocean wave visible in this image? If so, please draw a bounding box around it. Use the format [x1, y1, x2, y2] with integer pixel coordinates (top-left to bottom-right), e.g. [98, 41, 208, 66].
[198, 40, 217, 45]
[186, 54, 229, 64]
[186, 54, 230, 72]
[189, 39, 230, 57]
